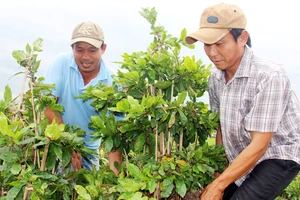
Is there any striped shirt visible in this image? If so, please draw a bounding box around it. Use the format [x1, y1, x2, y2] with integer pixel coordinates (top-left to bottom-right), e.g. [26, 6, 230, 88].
[208, 46, 300, 186]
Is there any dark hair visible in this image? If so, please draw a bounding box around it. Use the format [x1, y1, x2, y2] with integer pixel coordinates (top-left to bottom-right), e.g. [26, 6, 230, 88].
[71, 41, 105, 49]
[230, 29, 252, 47]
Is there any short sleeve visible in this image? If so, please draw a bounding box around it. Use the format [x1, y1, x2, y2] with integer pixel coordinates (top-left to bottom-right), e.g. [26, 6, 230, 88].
[244, 72, 289, 132]
[44, 53, 68, 97]
[208, 75, 220, 112]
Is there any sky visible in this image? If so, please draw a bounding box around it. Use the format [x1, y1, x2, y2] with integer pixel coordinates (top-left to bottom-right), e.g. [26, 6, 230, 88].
[1, 0, 300, 103]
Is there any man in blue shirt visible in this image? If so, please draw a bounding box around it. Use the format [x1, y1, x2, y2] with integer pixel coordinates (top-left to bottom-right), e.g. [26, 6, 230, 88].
[44, 21, 122, 173]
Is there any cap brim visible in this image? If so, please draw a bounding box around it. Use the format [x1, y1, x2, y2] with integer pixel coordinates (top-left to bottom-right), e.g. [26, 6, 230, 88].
[185, 28, 230, 44]
[70, 37, 103, 48]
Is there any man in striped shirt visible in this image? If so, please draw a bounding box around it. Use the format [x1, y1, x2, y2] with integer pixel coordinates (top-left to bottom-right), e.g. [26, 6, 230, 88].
[186, 3, 300, 200]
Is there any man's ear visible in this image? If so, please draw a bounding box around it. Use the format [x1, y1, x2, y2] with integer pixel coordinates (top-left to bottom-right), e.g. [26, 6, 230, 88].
[101, 44, 107, 54]
[239, 30, 249, 46]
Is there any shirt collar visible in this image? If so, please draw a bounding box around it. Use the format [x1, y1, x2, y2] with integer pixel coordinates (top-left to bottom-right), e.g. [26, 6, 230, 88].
[234, 45, 253, 78]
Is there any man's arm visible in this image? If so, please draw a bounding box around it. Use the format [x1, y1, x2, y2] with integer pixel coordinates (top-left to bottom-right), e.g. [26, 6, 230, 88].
[201, 131, 274, 199]
[44, 99, 82, 171]
[214, 125, 223, 178]
[44, 106, 63, 124]
[215, 125, 222, 145]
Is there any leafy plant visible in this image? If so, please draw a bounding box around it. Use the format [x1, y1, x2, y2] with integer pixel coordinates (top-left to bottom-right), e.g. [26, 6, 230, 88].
[78, 7, 226, 199]
[277, 173, 300, 200]
[2, 7, 298, 200]
[0, 39, 88, 199]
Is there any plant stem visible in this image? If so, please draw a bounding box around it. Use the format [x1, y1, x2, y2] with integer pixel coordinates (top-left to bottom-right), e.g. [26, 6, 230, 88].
[180, 130, 183, 151]
[17, 66, 29, 113]
[155, 124, 158, 161]
[40, 143, 49, 171]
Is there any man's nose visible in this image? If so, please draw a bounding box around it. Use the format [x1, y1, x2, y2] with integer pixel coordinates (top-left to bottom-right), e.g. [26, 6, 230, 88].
[206, 45, 218, 56]
[82, 51, 90, 59]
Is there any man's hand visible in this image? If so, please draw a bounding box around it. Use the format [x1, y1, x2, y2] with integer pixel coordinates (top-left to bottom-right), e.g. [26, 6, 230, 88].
[200, 182, 223, 200]
[72, 149, 82, 171]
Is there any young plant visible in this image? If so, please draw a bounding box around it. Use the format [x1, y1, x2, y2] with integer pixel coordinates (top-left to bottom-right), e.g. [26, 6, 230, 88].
[0, 39, 88, 199]
[79, 7, 226, 199]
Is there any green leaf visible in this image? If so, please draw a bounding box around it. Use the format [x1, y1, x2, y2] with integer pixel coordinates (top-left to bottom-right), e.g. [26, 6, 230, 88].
[10, 164, 21, 175]
[29, 191, 40, 200]
[90, 116, 105, 129]
[161, 182, 174, 198]
[127, 163, 145, 180]
[178, 109, 188, 125]
[18, 137, 35, 145]
[147, 69, 156, 81]
[106, 114, 117, 132]
[6, 185, 23, 200]
[127, 96, 143, 113]
[113, 134, 121, 147]
[116, 99, 130, 112]
[209, 112, 218, 120]
[180, 28, 187, 41]
[0, 151, 19, 162]
[86, 185, 99, 198]
[175, 179, 187, 198]
[147, 178, 156, 193]
[37, 173, 58, 181]
[0, 112, 8, 126]
[134, 133, 146, 152]
[177, 91, 187, 105]
[139, 7, 157, 26]
[53, 144, 63, 161]
[168, 112, 176, 128]
[25, 43, 32, 53]
[32, 60, 41, 73]
[128, 192, 145, 200]
[4, 85, 12, 104]
[184, 56, 197, 72]
[119, 123, 137, 133]
[155, 81, 172, 89]
[12, 50, 26, 63]
[124, 71, 140, 83]
[46, 144, 57, 170]
[118, 179, 144, 192]
[74, 185, 92, 200]
[33, 38, 43, 52]
[45, 120, 64, 140]
[105, 136, 113, 152]
[32, 140, 49, 149]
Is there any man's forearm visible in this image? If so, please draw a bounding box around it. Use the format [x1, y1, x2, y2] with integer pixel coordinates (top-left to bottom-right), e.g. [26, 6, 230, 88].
[44, 106, 63, 124]
[211, 131, 274, 192]
[216, 125, 222, 145]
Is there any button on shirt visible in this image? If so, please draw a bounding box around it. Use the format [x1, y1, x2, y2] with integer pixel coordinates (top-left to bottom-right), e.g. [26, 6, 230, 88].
[208, 46, 300, 186]
[44, 52, 119, 149]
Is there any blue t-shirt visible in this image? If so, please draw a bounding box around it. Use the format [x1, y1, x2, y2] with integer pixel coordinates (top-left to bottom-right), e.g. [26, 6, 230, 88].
[44, 52, 117, 149]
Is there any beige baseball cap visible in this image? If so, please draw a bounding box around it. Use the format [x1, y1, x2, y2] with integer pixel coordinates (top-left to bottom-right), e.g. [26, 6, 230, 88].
[186, 3, 247, 44]
[70, 21, 104, 48]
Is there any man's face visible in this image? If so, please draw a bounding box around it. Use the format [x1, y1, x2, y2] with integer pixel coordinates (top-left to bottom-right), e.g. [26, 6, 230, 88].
[72, 42, 106, 75]
[204, 32, 245, 74]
